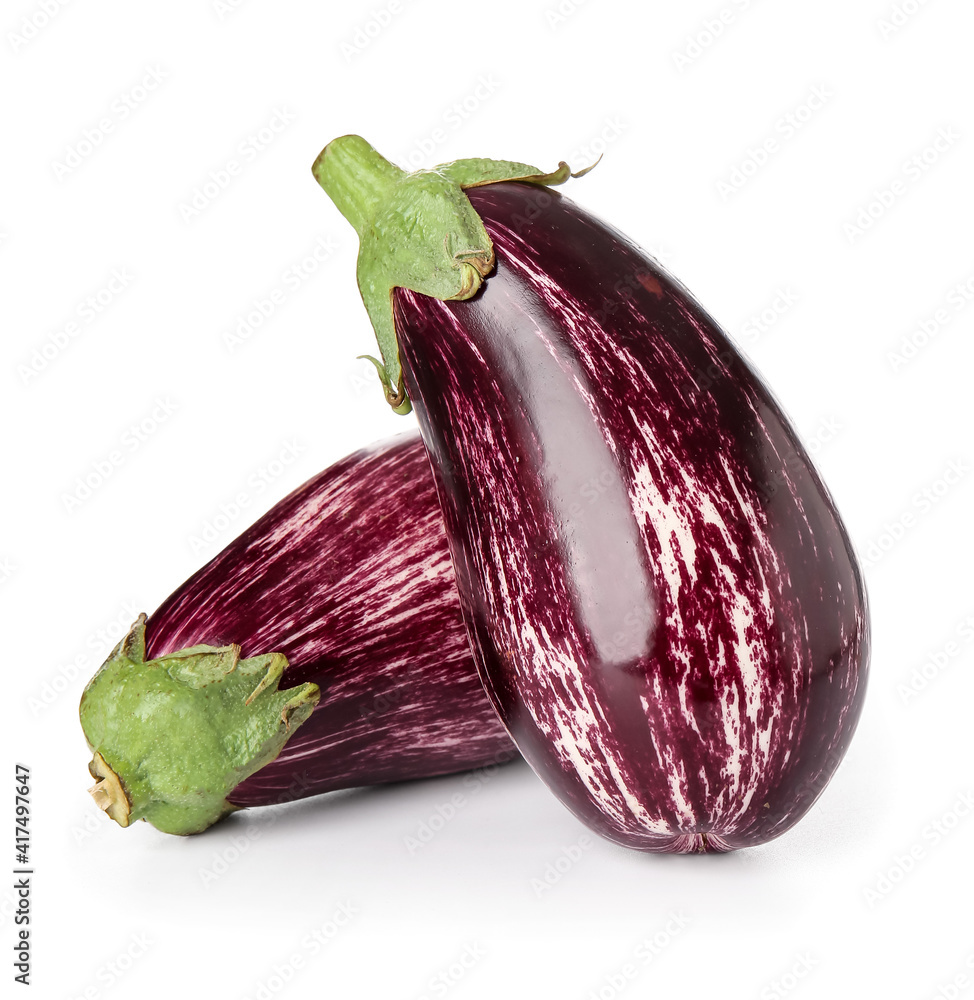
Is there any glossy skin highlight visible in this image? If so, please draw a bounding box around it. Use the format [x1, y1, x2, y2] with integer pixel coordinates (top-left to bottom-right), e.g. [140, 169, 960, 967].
[394, 182, 869, 852]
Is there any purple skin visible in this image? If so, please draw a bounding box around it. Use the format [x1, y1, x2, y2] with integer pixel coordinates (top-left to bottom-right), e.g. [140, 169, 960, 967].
[145, 432, 516, 808]
[393, 182, 870, 853]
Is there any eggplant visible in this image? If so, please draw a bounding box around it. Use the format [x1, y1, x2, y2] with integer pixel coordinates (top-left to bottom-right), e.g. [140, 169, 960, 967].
[314, 137, 870, 852]
[79, 432, 515, 835]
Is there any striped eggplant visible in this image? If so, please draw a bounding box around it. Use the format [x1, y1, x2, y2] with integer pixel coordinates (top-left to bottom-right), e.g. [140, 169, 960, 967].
[79, 432, 515, 835]
[313, 136, 870, 852]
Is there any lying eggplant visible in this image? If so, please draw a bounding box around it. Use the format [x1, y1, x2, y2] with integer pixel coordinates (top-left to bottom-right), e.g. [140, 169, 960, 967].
[314, 136, 870, 852]
[79, 432, 515, 835]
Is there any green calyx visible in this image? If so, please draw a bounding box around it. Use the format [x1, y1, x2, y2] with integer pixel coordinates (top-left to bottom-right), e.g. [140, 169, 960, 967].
[311, 134, 596, 414]
[79, 614, 320, 836]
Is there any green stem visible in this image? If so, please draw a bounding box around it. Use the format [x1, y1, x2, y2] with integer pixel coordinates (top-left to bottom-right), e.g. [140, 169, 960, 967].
[311, 134, 595, 413]
[312, 135, 405, 238]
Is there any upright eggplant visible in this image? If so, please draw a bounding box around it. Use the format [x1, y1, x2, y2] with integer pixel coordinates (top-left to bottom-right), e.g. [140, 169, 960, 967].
[79, 432, 515, 835]
[314, 136, 870, 852]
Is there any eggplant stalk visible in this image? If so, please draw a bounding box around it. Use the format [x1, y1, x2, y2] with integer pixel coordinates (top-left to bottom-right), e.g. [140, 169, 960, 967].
[311, 134, 594, 412]
[79, 614, 319, 835]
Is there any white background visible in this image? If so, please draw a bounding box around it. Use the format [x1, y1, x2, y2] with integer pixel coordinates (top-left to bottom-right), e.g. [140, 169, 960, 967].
[2, 0, 973, 997]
